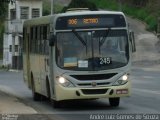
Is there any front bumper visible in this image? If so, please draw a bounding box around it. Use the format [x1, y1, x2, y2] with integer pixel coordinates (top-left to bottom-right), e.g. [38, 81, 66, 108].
[54, 80, 131, 101]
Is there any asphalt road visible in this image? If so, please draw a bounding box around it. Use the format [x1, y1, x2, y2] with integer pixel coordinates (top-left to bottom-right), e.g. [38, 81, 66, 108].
[0, 66, 160, 120]
[0, 16, 160, 120]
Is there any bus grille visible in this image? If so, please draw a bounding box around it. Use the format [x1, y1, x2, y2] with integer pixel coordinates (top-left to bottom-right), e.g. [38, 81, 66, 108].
[78, 82, 110, 86]
[81, 89, 108, 95]
[70, 73, 117, 80]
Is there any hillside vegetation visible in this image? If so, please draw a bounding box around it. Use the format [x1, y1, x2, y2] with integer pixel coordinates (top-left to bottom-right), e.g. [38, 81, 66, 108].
[1, 0, 160, 59]
[61, 0, 97, 12]
[88, 0, 160, 32]
[42, 0, 64, 15]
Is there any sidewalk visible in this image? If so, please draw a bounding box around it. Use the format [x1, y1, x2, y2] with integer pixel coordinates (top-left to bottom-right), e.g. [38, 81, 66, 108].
[0, 91, 37, 114]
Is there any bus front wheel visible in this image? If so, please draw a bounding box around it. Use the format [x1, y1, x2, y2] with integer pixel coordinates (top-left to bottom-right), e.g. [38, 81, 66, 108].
[109, 97, 120, 107]
[51, 100, 62, 108]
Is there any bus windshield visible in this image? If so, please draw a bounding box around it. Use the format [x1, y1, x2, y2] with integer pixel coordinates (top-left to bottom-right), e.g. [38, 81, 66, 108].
[56, 30, 129, 71]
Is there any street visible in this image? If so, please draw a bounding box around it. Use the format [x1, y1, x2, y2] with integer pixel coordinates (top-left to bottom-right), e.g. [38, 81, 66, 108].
[0, 16, 160, 120]
[0, 65, 160, 120]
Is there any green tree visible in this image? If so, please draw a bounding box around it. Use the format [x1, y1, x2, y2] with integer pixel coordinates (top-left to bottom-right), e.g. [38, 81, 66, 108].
[62, 0, 98, 12]
[0, 2, 8, 59]
[0, 2, 7, 20]
[42, 0, 64, 15]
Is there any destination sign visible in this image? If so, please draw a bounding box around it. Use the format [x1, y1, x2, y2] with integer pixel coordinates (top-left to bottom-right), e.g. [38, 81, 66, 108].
[56, 14, 126, 30]
[68, 18, 99, 25]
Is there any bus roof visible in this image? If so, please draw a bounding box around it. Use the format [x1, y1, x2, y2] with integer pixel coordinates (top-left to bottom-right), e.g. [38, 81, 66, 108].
[57, 10, 125, 17]
[23, 15, 53, 27]
[23, 10, 126, 27]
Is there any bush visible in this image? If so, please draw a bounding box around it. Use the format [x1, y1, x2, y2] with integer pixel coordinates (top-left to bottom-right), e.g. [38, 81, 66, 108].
[62, 0, 98, 12]
[43, 1, 64, 15]
[145, 15, 157, 31]
[89, 0, 118, 10]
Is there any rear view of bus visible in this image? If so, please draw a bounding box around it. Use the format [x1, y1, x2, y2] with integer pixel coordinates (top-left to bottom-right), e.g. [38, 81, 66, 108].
[23, 10, 136, 108]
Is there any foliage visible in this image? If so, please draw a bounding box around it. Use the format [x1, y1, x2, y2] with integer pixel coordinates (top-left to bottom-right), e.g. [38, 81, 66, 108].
[42, 0, 51, 16]
[88, 0, 159, 32]
[43, 0, 65, 15]
[0, 23, 4, 59]
[88, 0, 118, 11]
[61, 0, 98, 12]
[0, 3, 8, 20]
[0, 3, 8, 59]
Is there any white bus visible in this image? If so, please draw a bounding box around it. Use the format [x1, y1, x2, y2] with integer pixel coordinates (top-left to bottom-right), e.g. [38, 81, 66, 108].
[23, 10, 136, 108]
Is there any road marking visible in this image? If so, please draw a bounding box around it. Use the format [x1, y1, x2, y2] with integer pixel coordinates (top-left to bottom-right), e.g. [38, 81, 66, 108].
[133, 88, 160, 95]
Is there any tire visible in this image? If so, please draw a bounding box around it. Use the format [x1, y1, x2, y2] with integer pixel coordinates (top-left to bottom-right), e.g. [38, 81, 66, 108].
[32, 90, 41, 101]
[51, 100, 62, 108]
[31, 75, 41, 101]
[46, 79, 51, 100]
[109, 97, 120, 107]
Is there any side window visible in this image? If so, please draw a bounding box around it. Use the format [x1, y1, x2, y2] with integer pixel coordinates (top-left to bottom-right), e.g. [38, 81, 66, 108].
[23, 28, 26, 53]
[30, 27, 34, 53]
[43, 25, 49, 55]
[42, 25, 46, 54]
[35, 26, 38, 53]
[43, 26, 47, 40]
[37, 26, 41, 54]
[46, 25, 50, 55]
[40, 26, 44, 54]
[28, 25, 50, 55]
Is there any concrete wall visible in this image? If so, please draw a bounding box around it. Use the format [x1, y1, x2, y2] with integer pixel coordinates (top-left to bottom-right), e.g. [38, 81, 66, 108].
[3, 34, 12, 66]
[3, 0, 42, 68]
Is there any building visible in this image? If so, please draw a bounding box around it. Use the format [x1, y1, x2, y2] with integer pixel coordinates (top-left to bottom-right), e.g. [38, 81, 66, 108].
[3, 0, 42, 69]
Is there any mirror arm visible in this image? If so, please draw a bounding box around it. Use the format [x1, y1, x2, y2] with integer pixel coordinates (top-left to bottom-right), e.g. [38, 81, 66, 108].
[49, 34, 56, 46]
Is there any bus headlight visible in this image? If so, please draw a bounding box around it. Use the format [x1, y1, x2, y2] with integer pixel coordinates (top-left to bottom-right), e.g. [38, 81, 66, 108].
[113, 74, 129, 86]
[58, 77, 75, 87]
[58, 77, 66, 84]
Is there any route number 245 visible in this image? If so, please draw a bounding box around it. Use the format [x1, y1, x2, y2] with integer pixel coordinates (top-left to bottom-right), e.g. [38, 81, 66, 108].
[100, 57, 112, 65]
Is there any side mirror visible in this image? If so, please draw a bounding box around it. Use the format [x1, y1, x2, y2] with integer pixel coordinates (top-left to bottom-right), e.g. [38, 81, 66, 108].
[49, 34, 56, 46]
[129, 31, 136, 52]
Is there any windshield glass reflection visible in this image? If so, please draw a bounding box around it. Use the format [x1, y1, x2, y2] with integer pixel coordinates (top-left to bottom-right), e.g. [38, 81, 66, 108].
[56, 30, 129, 71]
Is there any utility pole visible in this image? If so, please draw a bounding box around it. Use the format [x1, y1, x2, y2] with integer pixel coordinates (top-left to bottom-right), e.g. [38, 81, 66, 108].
[51, 0, 54, 14]
[12, 1, 17, 69]
[118, 0, 122, 11]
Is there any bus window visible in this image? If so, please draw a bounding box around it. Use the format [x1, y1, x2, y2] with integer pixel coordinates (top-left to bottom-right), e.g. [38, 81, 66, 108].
[35, 26, 38, 53]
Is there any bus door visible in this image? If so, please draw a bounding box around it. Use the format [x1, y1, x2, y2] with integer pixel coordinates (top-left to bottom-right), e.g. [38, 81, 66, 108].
[26, 28, 31, 88]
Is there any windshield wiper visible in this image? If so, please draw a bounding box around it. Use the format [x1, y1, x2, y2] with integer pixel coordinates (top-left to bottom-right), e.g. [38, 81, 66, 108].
[72, 29, 86, 46]
[99, 28, 111, 47]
